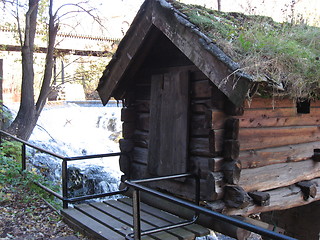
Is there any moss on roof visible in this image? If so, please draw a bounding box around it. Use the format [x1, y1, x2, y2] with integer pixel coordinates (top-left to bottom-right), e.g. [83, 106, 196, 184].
[171, 1, 320, 99]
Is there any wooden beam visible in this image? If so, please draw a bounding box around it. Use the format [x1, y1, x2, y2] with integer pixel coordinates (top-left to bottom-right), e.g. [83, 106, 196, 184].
[239, 141, 319, 169]
[239, 126, 320, 151]
[223, 178, 320, 216]
[239, 159, 320, 192]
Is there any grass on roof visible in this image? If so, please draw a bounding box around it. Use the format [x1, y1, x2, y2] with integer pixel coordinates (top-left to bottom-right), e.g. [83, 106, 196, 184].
[171, 1, 320, 99]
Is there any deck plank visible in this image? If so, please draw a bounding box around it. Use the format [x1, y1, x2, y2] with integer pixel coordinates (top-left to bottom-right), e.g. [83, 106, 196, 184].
[62, 198, 209, 240]
[61, 208, 124, 240]
[106, 199, 196, 240]
[74, 204, 132, 236]
[91, 201, 179, 239]
[119, 198, 210, 237]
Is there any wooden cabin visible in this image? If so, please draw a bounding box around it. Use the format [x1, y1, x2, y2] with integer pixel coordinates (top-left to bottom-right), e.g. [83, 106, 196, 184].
[97, 0, 320, 238]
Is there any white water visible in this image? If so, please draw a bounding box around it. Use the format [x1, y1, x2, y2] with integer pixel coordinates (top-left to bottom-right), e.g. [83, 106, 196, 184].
[8, 101, 123, 195]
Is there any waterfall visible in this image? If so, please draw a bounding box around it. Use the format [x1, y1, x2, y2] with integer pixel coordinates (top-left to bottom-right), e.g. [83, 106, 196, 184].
[9, 101, 123, 200]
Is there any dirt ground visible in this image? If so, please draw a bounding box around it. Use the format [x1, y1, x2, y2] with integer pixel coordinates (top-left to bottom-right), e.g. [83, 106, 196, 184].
[0, 185, 89, 240]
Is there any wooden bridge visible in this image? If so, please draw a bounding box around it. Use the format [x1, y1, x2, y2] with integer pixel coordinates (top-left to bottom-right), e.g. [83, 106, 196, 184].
[61, 198, 209, 240]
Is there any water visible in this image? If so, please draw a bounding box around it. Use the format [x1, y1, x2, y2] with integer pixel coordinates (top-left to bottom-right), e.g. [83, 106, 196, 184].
[9, 101, 123, 198]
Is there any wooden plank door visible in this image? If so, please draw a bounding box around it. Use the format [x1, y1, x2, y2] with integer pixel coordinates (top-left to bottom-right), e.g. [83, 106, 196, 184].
[148, 70, 190, 176]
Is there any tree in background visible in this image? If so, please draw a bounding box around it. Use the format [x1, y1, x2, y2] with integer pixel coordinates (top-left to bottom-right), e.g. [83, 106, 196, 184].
[0, 0, 102, 140]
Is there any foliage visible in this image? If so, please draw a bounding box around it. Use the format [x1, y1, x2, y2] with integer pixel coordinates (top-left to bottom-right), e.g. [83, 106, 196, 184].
[0, 140, 61, 209]
[73, 55, 111, 99]
[172, 2, 320, 99]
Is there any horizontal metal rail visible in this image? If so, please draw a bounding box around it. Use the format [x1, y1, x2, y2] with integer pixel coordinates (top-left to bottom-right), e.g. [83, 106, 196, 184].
[125, 179, 297, 240]
[0, 130, 121, 161]
[0, 130, 123, 208]
[126, 173, 201, 240]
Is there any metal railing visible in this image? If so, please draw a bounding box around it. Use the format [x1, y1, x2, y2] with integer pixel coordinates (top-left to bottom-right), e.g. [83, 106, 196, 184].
[0, 130, 127, 208]
[0, 129, 297, 240]
[125, 177, 297, 240]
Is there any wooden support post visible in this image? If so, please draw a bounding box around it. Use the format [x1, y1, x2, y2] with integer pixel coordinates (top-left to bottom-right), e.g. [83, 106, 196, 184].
[224, 185, 252, 209]
[296, 181, 317, 200]
[222, 160, 241, 185]
[248, 191, 270, 206]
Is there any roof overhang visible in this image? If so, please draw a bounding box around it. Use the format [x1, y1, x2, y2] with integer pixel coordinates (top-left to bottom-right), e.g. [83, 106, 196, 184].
[97, 0, 253, 106]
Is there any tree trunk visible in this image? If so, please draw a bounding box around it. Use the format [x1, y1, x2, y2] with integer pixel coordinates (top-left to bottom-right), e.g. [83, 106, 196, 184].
[36, 0, 58, 113]
[217, 0, 221, 11]
[7, 0, 39, 140]
[8, 0, 58, 140]
[0, 59, 3, 129]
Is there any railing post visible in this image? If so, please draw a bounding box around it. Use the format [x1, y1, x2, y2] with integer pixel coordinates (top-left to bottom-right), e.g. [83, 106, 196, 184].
[62, 159, 68, 209]
[21, 144, 26, 171]
[132, 188, 141, 240]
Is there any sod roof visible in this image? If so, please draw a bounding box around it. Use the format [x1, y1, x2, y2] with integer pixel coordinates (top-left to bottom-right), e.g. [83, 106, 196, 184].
[170, 1, 320, 99]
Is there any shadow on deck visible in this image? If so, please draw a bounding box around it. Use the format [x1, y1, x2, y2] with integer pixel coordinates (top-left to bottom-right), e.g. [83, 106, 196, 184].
[61, 198, 209, 240]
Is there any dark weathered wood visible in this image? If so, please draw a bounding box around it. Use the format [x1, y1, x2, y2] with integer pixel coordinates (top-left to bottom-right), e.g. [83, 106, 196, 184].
[190, 70, 208, 81]
[189, 137, 215, 157]
[190, 99, 212, 113]
[119, 198, 210, 238]
[296, 181, 317, 200]
[122, 122, 135, 139]
[97, 3, 154, 104]
[61, 207, 125, 240]
[224, 100, 244, 116]
[222, 160, 242, 185]
[208, 157, 224, 172]
[121, 107, 136, 122]
[139, 192, 249, 240]
[152, 2, 252, 105]
[91, 201, 178, 239]
[191, 79, 212, 99]
[133, 130, 149, 148]
[106, 200, 195, 239]
[148, 71, 189, 176]
[223, 140, 240, 161]
[313, 149, 320, 162]
[239, 159, 320, 192]
[223, 178, 320, 216]
[239, 126, 320, 151]
[133, 147, 148, 165]
[136, 113, 150, 131]
[239, 141, 319, 169]
[224, 185, 251, 209]
[135, 100, 150, 113]
[224, 118, 239, 140]
[147, 74, 163, 174]
[119, 154, 130, 175]
[248, 191, 270, 206]
[206, 171, 224, 200]
[119, 139, 134, 153]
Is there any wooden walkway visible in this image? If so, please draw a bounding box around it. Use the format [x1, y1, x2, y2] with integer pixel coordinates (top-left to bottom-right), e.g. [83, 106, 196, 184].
[61, 198, 209, 240]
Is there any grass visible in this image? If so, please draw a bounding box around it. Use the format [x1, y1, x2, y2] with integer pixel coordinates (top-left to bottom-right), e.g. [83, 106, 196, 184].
[171, 1, 320, 99]
[0, 140, 62, 210]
